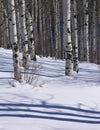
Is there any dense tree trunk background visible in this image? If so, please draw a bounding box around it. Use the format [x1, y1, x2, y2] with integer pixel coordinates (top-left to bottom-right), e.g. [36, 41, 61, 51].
[0, 0, 100, 79]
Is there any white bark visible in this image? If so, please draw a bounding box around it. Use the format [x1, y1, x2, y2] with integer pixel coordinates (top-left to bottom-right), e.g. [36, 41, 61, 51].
[18, 0, 29, 69]
[71, 0, 79, 72]
[26, 10, 36, 61]
[7, 0, 21, 80]
[64, 0, 73, 76]
[83, 0, 89, 62]
[15, 0, 21, 52]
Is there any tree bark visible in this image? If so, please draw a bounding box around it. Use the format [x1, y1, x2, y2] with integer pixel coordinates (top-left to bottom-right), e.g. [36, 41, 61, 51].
[71, 0, 79, 72]
[83, 0, 89, 62]
[7, 0, 21, 80]
[18, 0, 29, 69]
[64, 0, 73, 76]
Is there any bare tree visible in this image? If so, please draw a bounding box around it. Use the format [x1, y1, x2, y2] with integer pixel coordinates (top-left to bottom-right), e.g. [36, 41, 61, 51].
[63, 0, 73, 76]
[7, 0, 21, 80]
[83, 0, 89, 62]
[18, 0, 29, 69]
[71, 0, 79, 72]
[26, 7, 36, 61]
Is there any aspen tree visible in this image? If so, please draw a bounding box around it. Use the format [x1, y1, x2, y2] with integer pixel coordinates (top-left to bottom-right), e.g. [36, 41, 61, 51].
[42, 0, 46, 56]
[18, 0, 29, 69]
[15, 0, 21, 52]
[71, 0, 79, 72]
[0, 0, 5, 48]
[57, 0, 61, 59]
[32, 0, 38, 55]
[83, 0, 89, 62]
[26, 8, 36, 61]
[95, 1, 100, 63]
[58, 1, 63, 59]
[45, 1, 51, 57]
[44, 1, 53, 57]
[77, 1, 84, 61]
[0, 0, 8, 48]
[63, 0, 67, 55]
[7, 0, 21, 80]
[48, 1, 54, 57]
[92, 0, 96, 62]
[54, 0, 59, 59]
[49, 3, 54, 57]
[38, 0, 44, 56]
[63, 0, 73, 76]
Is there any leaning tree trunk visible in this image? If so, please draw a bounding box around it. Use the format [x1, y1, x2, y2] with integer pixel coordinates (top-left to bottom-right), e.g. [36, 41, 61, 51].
[7, 0, 21, 80]
[63, 0, 73, 76]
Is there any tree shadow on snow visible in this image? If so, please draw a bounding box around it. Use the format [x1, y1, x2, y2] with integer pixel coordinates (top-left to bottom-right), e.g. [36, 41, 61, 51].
[0, 102, 100, 124]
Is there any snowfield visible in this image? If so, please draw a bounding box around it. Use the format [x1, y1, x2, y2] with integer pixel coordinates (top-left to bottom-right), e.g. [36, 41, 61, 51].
[0, 48, 100, 130]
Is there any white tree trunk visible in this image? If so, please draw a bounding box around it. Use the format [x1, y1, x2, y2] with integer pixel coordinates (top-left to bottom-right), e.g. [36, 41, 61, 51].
[7, 0, 21, 80]
[92, 0, 96, 62]
[26, 9, 36, 61]
[64, 0, 73, 76]
[83, 0, 89, 62]
[71, 0, 79, 72]
[18, 0, 29, 69]
[15, 0, 21, 52]
[54, 0, 59, 59]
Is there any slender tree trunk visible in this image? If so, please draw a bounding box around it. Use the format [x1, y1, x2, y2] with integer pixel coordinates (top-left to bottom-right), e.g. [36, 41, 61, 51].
[95, 2, 100, 64]
[59, 1, 64, 59]
[15, 0, 21, 52]
[54, 0, 59, 59]
[92, 0, 96, 62]
[77, 1, 84, 61]
[18, 0, 29, 69]
[83, 0, 89, 62]
[39, 0, 44, 56]
[0, 0, 8, 49]
[42, 0, 46, 56]
[7, 0, 21, 80]
[32, 0, 38, 55]
[63, 0, 67, 58]
[0, 0, 4, 48]
[49, 8, 54, 57]
[63, 0, 73, 76]
[48, 2, 53, 57]
[26, 9, 36, 61]
[71, 0, 79, 72]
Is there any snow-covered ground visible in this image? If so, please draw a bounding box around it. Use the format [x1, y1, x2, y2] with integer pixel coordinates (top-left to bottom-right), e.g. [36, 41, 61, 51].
[0, 48, 100, 130]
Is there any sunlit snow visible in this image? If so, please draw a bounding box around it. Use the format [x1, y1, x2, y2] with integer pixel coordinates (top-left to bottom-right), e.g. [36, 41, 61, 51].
[0, 48, 100, 130]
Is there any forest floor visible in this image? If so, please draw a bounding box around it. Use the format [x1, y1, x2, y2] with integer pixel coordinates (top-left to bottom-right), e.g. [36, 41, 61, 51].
[0, 48, 100, 130]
